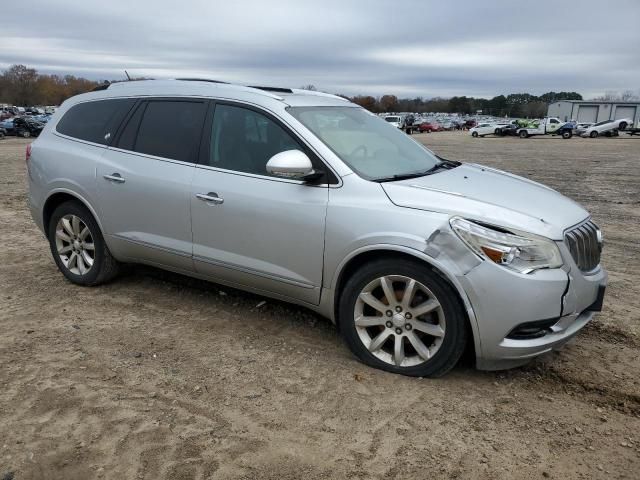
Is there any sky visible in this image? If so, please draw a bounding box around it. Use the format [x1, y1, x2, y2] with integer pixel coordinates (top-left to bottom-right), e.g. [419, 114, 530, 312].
[2, 0, 639, 99]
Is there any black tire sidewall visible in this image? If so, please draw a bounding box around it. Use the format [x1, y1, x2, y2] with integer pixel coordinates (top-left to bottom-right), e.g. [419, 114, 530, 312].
[47, 201, 107, 286]
[339, 259, 467, 377]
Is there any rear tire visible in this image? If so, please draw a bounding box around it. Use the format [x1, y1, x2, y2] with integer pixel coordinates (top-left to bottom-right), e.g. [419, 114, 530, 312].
[21, 130, 31, 138]
[590, 131, 599, 138]
[562, 130, 572, 139]
[339, 258, 467, 378]
[48, 201, 120, 286]
[619, 121, 628, 131]
[471, 131, 478, 138]
[519, 130, 528, 138]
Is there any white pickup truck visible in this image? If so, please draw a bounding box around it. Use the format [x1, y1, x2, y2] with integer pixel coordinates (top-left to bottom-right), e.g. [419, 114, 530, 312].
[516, 117, 567, 138]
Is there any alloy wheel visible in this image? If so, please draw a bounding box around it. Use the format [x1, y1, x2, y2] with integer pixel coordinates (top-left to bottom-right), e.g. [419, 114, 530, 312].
[354, 275, 446, 367]
[55, 214, 95, 275]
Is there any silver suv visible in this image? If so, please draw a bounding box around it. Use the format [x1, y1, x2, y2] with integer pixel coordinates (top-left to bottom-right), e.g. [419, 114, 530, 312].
[27, 80, 607, 376]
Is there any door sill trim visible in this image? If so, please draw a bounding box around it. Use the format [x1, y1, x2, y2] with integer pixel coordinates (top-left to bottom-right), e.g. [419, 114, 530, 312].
[193, 255, 315, 289]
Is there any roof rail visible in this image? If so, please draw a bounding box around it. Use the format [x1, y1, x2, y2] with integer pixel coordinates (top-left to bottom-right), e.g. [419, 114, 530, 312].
[290, 88, 349, 102]
[175, 78, 229, 84]
[248, 85, 294, 94]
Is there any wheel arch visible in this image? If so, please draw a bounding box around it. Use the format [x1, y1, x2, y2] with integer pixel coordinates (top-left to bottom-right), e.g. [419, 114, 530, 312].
[329, 245, 481, 361]
[42, 189, 104, 239]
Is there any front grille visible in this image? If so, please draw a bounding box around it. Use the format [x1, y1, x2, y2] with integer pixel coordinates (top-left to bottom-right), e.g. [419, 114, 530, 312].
[564, 220, 602, 272]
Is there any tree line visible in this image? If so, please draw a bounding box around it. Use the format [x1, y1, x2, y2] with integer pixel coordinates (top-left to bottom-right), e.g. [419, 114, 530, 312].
[349, 91, 583, 117]
[0, 63, 595, 119]
[0, 65, 103, 107]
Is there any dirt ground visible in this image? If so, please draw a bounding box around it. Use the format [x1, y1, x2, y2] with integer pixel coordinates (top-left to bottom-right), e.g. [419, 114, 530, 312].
[0, 133, 638, 480]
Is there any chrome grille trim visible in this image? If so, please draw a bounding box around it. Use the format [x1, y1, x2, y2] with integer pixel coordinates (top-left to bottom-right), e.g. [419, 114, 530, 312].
[564, 220, 601, 272]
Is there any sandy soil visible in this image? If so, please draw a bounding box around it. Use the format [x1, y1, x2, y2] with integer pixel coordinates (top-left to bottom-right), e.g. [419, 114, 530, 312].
[0, 133, 638, 479]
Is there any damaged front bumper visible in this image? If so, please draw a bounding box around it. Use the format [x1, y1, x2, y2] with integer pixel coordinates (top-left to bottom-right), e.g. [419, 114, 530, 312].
[457, 240, 607, 371]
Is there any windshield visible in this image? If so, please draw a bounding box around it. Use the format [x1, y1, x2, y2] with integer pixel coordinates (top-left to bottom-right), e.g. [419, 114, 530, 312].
[385, 116, 400, 122]
[288, 106, 440, 181]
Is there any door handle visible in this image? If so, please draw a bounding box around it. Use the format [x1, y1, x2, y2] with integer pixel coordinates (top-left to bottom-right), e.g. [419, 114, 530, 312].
[196, 192, 224, 205]
[103, 173, 125, 183]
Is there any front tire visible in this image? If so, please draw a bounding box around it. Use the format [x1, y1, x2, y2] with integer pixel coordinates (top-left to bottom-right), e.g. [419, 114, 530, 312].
[562, 130, 572, 139]
[48, 201, 120, 286]
[590, 131, 599, 138]
[471, 131, 478, 137]
[619, 121, 628, 131]
[339, 258, 467, 377]
[519, 130, 528, 138]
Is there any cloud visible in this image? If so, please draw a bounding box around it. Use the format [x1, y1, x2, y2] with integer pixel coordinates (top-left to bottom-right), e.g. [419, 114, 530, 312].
[1, 0, 639, 98]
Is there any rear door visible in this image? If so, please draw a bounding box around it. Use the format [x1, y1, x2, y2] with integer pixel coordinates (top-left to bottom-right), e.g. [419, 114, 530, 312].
[191, 102, 329, 304]
[96, 98, 208, 271]
[478, 124, 492, 135]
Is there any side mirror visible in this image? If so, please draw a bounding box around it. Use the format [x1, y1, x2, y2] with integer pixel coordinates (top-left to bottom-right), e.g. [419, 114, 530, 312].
[266, 150, 320, 181]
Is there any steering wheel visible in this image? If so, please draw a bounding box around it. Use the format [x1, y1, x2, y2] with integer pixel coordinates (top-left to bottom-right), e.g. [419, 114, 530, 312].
[349, 145, 368, 157]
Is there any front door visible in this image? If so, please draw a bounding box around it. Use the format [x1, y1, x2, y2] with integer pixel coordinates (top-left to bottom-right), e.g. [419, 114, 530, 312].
[191, 102, 329, 304]
[97, 98, 208, 271]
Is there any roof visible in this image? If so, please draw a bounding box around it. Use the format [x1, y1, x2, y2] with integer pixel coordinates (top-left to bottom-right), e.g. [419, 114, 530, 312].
[552, 99, 640, 105]
[82, 79, 351, 108]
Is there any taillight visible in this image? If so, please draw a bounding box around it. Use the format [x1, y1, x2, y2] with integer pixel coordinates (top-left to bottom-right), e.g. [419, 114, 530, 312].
[26, 144, 32, 165]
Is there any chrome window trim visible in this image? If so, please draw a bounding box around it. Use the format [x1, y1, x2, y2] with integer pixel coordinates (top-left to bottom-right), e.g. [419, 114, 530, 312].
[194, 163, 329, 187]
[203, 98, 343, 188]
[52, 131, 109, 149]
[105, 145, 198, 168]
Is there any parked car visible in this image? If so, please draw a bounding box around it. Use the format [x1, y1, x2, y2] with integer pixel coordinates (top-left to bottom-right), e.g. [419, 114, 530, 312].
[555, 121, 577, 139]
[418, 121, 439, 133]
[384, 115, 402, 129]
[495, 123, 519, 136]
[27, 79, 607, 377]
[401, 114, 421, 135]
[13, 117, 44, 138]
[582, 118, 633, 138]
[575, 122, 593, 136]
[469, 122, 508, 137]
[0, 118, 15, 135]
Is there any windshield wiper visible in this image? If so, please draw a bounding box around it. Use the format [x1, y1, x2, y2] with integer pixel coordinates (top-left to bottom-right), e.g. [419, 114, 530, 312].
[374, 160, 455, 183]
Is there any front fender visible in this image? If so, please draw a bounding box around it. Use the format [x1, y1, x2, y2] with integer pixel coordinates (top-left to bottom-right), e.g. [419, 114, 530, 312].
[319, 240, 483, 362]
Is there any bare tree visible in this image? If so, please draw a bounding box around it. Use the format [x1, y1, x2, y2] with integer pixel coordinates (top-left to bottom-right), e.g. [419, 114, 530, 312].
[592, 90, 640, 101]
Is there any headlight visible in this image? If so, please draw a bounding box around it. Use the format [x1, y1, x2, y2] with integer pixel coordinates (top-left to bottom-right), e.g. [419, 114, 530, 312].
[450, 217, 563, 274]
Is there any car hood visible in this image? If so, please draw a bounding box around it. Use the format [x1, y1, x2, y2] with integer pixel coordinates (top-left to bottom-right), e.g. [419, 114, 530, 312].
[381, 163, 588, 240]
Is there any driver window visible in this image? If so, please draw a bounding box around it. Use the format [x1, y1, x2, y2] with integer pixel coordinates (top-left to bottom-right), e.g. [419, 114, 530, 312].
[208, 104, 301, 176]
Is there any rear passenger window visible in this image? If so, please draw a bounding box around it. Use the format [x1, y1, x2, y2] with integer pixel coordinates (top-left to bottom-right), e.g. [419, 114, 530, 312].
[116, 102, 146, 151]
[207, 104, 301, 176]
[56, 99, 135, 144]
[125, 100, 207, 162]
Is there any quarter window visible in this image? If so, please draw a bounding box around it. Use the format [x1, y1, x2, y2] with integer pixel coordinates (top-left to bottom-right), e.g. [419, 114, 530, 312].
[56, 99, 135, 144]
[121, 100, 207, 162]
[207, 104, 301, 176]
